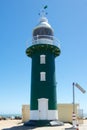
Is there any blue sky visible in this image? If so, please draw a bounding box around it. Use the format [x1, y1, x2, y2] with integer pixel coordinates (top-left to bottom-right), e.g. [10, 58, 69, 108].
[0, 0, 87, 115]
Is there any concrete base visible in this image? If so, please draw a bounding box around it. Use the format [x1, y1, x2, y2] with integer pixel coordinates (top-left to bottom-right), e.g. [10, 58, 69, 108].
[24, 120, 64, 127]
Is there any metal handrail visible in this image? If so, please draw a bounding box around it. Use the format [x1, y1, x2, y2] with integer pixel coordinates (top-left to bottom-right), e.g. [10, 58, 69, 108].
[26, 35, 60, 49]
[32, 35, 60, 48]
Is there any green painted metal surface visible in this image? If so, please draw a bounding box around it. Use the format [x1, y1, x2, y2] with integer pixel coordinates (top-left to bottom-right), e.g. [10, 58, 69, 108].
[26, 44, 60, 57]
[26, 43, 60, 110]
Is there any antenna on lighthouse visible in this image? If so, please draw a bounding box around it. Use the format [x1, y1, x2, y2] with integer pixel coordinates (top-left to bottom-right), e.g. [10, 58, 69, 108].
[38, 5, 48, 17]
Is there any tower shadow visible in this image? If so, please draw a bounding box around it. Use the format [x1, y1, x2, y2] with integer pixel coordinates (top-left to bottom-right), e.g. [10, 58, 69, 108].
[2, 125, 36, 130]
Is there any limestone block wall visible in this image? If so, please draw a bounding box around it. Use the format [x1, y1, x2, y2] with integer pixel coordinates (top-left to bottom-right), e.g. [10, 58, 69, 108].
[22, 104, 82, 123]
[58, 104, 79, 123]
[22, 105, 30, 122]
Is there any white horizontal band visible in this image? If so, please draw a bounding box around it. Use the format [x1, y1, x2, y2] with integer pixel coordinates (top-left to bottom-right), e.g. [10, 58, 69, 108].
[30, 110, 58, 120]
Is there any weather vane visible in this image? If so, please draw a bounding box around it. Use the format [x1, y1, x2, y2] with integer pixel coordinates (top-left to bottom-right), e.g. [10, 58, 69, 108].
[38, 5, 48, 17]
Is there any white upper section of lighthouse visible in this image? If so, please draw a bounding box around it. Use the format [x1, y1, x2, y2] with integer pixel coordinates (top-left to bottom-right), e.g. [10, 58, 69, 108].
[31, 10, 60, 47]
[34, 16, 52, 29]
[33, 13, 54, 37]
[33, 8, 53, 31]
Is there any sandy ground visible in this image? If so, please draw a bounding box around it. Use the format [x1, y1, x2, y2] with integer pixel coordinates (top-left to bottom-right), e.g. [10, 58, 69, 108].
[0, 120, 87, 130]
[0, 120, 71, 130]
[79, 120, 87, 130]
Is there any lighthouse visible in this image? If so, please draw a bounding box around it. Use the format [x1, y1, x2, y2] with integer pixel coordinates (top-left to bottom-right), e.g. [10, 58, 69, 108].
[25, 10, 61, 126]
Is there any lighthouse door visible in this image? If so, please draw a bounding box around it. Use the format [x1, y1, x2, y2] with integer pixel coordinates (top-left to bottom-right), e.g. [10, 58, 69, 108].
[38, 98, 48, 120]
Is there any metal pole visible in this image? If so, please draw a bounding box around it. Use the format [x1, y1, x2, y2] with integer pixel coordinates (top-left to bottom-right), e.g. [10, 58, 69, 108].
[72, 82, 76, 128]
[73, 82, 75, 113]
[72, 82, 86, 128]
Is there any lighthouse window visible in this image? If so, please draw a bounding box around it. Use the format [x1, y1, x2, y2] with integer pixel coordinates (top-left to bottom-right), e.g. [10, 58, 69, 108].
[40, 55, 46, 64]
[40, 72, 46, 81]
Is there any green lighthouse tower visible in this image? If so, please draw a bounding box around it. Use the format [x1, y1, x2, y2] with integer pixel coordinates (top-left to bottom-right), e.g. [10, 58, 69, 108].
[25, 12, 61, 126]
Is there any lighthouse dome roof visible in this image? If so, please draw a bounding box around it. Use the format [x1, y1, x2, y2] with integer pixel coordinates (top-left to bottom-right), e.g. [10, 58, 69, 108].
[33, 16, 54, 37]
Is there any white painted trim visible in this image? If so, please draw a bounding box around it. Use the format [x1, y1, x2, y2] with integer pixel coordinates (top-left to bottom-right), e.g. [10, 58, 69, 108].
[30, 110, 58, 120]
[40, 55, 46, 64]
[40, 72, 46, 81]
[48, 110, 58, 120]
[30, 110, 39, 120]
